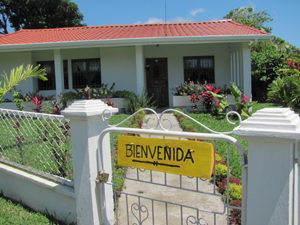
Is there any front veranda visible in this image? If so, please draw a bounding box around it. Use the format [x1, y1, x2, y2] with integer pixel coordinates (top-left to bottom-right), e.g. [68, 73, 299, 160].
[0, 42, 251, 109]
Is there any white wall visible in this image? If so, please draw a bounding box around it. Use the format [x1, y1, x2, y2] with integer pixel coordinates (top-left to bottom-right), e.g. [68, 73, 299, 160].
[144, 43, 231, 106]
[0, 52, 33, 99]
[0, 163, 76, 223]
[100, 46, 137, 92]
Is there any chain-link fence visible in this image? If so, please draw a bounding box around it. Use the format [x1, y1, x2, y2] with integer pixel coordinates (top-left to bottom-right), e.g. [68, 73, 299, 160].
[0, 108, 73, 186]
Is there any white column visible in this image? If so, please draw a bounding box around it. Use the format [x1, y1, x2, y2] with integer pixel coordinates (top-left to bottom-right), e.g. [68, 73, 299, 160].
[241, 42, 251, 99]
[233, 108, 299, 225]
[135, 45, 145, 95]
[61, 100, 118, 225]
[54, 49, 64, 101]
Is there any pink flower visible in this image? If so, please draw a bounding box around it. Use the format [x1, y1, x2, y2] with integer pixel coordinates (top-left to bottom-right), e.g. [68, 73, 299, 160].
[240, 94, 249, 103]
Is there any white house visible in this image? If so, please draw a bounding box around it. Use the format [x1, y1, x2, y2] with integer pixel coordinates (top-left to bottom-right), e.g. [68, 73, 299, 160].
[0, 19, 272, 107]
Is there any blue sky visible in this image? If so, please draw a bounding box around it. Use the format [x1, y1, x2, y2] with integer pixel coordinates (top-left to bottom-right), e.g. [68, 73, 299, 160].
[72, 0, 300, 48]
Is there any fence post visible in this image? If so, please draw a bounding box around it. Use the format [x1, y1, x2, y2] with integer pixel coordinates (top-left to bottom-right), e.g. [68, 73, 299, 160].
[233, 108, 299, 225]
[62, 100, 118, 225]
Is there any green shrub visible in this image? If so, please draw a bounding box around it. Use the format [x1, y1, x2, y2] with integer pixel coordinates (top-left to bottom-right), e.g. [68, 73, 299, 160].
[223, 183, 242, 204]
[113, 90, 132, 98]
[124, 90, 156, 114]
[215, 152, 223, 162]
[215, 164, 230, 183]
[267, 75, 300, 112]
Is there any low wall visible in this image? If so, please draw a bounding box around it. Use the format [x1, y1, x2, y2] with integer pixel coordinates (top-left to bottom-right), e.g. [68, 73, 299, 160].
[0, 98, 125, 112]
[0, 163, 76, 224]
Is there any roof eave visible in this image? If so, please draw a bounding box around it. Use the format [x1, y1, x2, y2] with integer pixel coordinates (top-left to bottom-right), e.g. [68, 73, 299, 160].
[0, 34, 273, 52]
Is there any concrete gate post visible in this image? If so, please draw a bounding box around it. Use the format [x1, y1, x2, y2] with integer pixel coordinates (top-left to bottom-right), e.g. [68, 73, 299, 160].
[62, 100, 118, 225]
[233, 108, 299, 225]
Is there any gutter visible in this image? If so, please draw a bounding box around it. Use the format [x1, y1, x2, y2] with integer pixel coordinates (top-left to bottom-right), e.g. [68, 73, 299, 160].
[0, 34, 273, 52]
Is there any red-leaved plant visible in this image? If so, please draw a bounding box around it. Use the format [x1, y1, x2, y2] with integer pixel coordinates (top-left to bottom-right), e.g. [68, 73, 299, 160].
[190, 83, 220, 112]
[230, 200, 242, 225]
[30, 94, 45, 112]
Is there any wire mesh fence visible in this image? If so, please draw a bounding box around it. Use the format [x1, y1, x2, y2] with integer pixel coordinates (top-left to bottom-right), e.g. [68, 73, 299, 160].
[0, 108, 73, 186]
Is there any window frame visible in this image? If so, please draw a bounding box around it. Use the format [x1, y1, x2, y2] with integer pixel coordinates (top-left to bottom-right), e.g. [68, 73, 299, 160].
[71, 58, 101, 89]
[183, 56, 215, 83]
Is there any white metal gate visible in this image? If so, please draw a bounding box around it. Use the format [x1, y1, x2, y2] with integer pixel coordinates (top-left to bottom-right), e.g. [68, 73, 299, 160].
[97, 109, 248, 225]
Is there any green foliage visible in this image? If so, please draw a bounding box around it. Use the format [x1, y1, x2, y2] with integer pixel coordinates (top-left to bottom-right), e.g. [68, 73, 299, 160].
[215, 164, 230, 183]
[224, 6, 273, 33]
[10, 88, 25, 111]
[0, 0, 85, 33]
[123, 90, 156, 114]
[0, 192, 70, 224]
[229, 82, 257, 117]
[251, 47, 286, 101]
[215, 152, 223, 162]
[267, 75, 300, 112]
[112, 90, 133, 98]
[223, 183, 243, 204]
[0, 64, 47, 102]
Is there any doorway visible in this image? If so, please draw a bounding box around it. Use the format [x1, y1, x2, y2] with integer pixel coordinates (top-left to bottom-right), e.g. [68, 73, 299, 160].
[145, 58, 169, 107]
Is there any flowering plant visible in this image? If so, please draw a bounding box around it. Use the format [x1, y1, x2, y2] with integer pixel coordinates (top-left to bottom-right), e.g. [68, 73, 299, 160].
[171, 80, 202, 96]
[96, 82, 115, 98]
[189, 83, 222, 112]
[229, 81, 257, 117]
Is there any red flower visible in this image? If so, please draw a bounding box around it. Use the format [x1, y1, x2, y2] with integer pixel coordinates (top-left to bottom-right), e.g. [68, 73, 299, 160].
[239, 94, 249, 103]
[287, 59, 295, 69]
[205, 84, 220, 94]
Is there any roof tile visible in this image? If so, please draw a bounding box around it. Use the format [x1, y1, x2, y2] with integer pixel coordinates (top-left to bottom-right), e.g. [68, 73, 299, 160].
[0, 19, 270, 45]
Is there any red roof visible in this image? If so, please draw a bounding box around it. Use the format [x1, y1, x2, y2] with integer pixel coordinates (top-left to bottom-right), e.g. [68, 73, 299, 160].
[0, 19, 270, 45]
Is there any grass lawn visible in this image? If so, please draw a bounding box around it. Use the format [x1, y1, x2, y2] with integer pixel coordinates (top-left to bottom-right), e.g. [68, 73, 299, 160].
[0, 194, 65, 225]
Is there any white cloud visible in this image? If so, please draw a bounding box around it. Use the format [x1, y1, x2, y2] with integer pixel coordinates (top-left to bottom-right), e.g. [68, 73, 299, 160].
[134, 21, 142, 24]
[145, 17, 165, 24]
[189, 8, 206, 16]
[167, 17, 193, 23]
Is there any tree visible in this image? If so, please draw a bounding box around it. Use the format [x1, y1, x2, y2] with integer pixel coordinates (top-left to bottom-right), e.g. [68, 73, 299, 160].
[0, 64, 47, 101]
[224, 6, 273, 33]
[0, 0, 85, 34]
[0, 1, 10, 34]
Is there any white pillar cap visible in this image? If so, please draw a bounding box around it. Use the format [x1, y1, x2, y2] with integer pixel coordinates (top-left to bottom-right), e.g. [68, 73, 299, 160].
[233, 108, 300, 139]
[61, 99, 118, 117]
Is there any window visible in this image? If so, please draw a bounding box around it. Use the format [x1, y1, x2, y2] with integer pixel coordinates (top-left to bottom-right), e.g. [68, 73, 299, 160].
[72, 58, 101, 89]
[37, 61, 56, 90]
[63, 60, 69, 89]
[183, 56, 215, 83]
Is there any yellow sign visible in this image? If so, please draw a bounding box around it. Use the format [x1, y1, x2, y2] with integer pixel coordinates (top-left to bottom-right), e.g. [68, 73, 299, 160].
[118, 135, 214, 179]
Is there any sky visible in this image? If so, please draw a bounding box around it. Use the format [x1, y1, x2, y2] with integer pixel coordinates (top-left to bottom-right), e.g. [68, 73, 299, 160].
[69, 0, 300, 49]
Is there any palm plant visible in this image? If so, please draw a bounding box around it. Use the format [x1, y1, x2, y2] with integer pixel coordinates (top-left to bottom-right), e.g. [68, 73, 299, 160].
[0, 64, 47, 101]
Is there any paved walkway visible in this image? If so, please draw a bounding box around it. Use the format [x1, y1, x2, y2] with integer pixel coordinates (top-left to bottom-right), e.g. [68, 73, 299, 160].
[116, 110, 227, 224]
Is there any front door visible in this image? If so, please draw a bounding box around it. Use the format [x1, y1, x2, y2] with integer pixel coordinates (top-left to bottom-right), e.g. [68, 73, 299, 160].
[146, 58, 169, 107]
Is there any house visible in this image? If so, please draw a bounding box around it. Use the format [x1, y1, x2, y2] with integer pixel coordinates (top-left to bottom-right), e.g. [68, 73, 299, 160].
[0, 19, 272, 107]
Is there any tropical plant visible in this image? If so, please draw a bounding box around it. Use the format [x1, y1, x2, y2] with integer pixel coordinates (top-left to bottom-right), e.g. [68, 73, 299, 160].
[229, 82, 257, 117]
[0, 64, 47, 102]
[30, 94, 45, 112]
[123, 90, 156, 114]
[10, 88, 24, 111]
[267, 59, 300, 112]
[171, 80, 202, 96]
